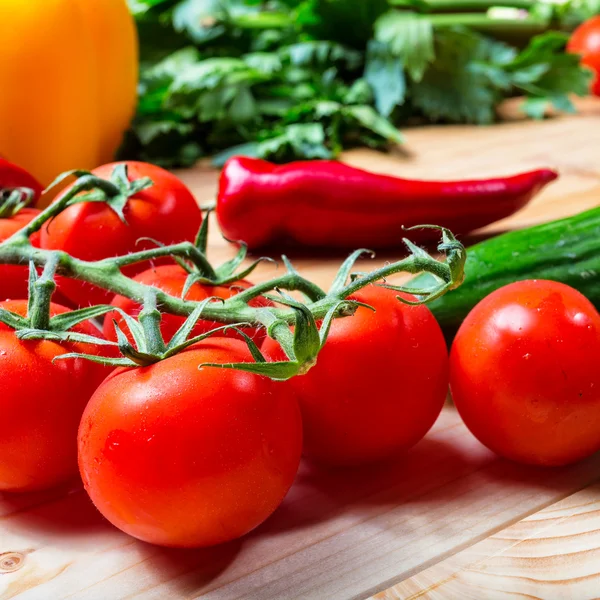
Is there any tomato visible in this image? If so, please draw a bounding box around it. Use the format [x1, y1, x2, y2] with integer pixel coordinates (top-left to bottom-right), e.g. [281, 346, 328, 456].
[0, 208, 42, 300]
[0, 157, 44, 199]
[262, 285, 449, 466]
[0, 207, 74, 304]
[0, 300, 111, 492]
[450, 280, 600, 467]
[78, 338, 302, 548]
[40, 162, 203, 307]
[103, 264, 272, 345]
[568, 16, 600, 96]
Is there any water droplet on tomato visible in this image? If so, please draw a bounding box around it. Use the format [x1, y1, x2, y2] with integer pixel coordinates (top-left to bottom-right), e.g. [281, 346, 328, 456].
[104, 430, 127, 457]
[573, 312, 592, 328]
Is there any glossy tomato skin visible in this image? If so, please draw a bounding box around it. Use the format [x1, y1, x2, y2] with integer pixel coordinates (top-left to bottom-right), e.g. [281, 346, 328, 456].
[568, 16, 600, 96]
[102, 264, 271, 345]
[40, 162, 202, 307]
[0, 208, 41, 300]
[0, 301, 111, 492]
[450, 280, 600, 466]
[78, 338, 302, 548]
[263, 285, 449, 466]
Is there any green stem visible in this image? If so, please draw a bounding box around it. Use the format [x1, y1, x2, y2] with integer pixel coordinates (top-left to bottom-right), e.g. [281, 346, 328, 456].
[0, 237, 459, 327]
[426, 0, 535, 11]
[0, 170, 465, 361]
[255, 308, 296, 358]
[28, 253, 60, 330]
[233, 273, 327, 304]
[0, 170, 466, 378]
[430, 13, 550, 31]
[13, 175, 122, 241]
[138, 289, 167, 355]
[106, 241, 218, 279]
[340, 254, 449, 298]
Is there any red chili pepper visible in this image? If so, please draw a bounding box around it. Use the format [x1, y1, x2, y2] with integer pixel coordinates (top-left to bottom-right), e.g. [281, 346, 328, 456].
[0, 157, 44, 203]
[216, 157, 558, 249]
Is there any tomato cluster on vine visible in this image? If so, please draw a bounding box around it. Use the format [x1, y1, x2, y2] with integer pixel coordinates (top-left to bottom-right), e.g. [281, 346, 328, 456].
[2, 161, 600, 551]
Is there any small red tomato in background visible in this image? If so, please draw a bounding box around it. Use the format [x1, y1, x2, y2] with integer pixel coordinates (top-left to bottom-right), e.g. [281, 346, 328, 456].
[263, 285, 449, 467]
[450, 280, 600, 467]
[78, 338, 302, 548]
[103, 264, 272, 345]
[40, 162, 203, 307]
[0, 157, 44, 199]
[0, 301, 112, 492]
[0, 207, 41, 300]
[568, 16, 600, 96]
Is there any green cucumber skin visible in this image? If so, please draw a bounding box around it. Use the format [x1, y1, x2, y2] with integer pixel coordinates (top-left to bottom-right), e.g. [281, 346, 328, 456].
[418, 206, 600, 332]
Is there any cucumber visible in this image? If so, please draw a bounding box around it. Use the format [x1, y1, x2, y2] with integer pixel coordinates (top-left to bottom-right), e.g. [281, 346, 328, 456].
[413, 206, 600, 334]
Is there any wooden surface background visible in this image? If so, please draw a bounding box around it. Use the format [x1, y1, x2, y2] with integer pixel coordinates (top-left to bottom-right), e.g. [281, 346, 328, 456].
[2, 98, 600, 600]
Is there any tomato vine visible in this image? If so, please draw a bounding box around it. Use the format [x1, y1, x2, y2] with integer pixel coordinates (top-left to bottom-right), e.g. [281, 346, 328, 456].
[0, 167, 466, 379]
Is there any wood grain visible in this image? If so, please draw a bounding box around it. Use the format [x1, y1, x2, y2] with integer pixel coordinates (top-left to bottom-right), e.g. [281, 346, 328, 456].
[3, 407, 600, 600]
[2, 99, 600, 600]
[373, 484, 600, 600]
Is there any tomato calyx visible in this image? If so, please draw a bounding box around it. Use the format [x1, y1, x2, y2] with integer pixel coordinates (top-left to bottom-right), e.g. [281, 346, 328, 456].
[178, 208, 278, 292]
[130, 209, 275, 295]
[6, 167, 154, 245]
[0, 188, 36, 219]
[53, 164, 154, 224]
[60, 290, 252, 368]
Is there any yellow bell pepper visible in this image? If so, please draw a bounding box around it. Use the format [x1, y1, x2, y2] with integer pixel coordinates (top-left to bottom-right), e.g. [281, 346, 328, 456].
[0, 0, 138, 186]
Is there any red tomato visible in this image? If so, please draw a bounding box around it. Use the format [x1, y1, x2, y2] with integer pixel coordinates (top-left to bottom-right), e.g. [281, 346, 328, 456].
[103, 264, 271, 345]
[568, 16, 600, 96]
[0, 157, 44, 200]
[78, 338, 302, 548]
[0, 300, 112, 492]
[262, 285, 449, 466]
[0, 208, 41, 300]
[450, 280, 600, 466]
[40, 162, 202, 307]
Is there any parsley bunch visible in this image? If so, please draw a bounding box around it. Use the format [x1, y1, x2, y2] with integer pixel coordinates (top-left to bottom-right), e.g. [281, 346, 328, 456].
[121, 0, 599, 166]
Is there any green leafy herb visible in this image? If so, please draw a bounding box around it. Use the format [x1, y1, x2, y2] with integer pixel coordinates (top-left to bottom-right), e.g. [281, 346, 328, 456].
[121, 0, 596, 166]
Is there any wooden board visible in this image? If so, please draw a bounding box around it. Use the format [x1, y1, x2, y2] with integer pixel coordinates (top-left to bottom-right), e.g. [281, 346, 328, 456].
[2, 98, 600, 600]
